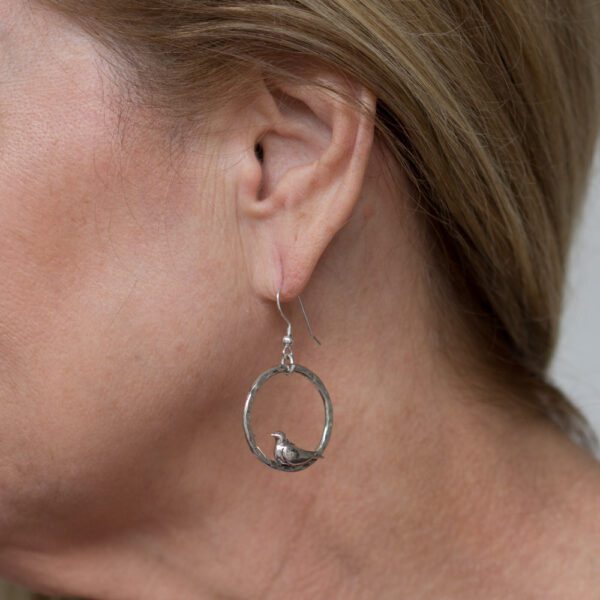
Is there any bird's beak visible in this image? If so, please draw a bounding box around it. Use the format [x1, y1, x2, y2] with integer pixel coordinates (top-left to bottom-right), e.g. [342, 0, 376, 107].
[270, 433, 277, 437]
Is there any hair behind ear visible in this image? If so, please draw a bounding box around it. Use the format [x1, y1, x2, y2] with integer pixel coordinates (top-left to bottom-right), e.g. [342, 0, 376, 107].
[41, 0, 600, 453]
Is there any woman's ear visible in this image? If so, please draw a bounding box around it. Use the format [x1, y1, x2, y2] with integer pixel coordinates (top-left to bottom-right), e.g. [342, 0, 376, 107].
[235, 68, 377, 302]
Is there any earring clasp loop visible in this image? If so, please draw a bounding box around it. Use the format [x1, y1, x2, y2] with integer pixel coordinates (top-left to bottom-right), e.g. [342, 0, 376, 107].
[276, 288, 321, 346]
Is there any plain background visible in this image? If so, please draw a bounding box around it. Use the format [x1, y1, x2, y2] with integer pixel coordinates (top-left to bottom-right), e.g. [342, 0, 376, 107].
[551, 147, 600, 440]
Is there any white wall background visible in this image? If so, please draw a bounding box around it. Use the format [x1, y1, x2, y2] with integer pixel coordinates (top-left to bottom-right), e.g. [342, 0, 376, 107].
[551, 148, 600, 439]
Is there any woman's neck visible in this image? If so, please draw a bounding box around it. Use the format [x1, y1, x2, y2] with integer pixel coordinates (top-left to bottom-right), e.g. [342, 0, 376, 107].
[7, 291, 599, 600]
[2, 167, 599, 600]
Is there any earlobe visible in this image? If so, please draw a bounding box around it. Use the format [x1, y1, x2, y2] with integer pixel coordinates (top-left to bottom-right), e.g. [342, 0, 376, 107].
[237, 69, 377, 303]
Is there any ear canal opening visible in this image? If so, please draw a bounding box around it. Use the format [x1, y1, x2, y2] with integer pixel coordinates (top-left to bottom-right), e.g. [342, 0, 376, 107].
[254, 141, 266, 201]
[254, 142, 264, 163]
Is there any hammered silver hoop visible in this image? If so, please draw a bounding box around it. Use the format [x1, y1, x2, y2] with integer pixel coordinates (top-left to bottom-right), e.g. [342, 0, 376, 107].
[243, 363, 333, 472]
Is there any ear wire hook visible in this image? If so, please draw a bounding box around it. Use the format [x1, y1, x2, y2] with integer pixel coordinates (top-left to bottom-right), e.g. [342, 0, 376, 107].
[276, 288, 322, 346]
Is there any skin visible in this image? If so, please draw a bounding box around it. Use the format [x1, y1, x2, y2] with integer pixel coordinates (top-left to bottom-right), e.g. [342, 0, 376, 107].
[0, 2, 599, 598]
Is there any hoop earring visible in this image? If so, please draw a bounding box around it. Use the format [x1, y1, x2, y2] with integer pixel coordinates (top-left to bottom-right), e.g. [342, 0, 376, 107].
[242, 288, 333, 472]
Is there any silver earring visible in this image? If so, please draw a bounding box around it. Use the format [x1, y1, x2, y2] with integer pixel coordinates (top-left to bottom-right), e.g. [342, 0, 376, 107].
[242, 289, 333, 472]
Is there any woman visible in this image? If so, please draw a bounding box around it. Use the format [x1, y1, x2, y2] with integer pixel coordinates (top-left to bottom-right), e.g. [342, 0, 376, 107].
[0, 0, 599, 598]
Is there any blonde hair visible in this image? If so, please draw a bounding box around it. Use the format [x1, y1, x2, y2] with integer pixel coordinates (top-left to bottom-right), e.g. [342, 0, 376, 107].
[36, 0, 600, 446]
[2, 0, 600, 597]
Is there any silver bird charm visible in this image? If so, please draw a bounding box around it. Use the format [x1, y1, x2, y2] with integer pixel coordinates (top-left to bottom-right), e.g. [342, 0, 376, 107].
[271, 431, 324, 467]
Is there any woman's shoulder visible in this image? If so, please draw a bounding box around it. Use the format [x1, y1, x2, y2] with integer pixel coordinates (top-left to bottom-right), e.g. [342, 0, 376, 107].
[504, 432, 600, 599]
